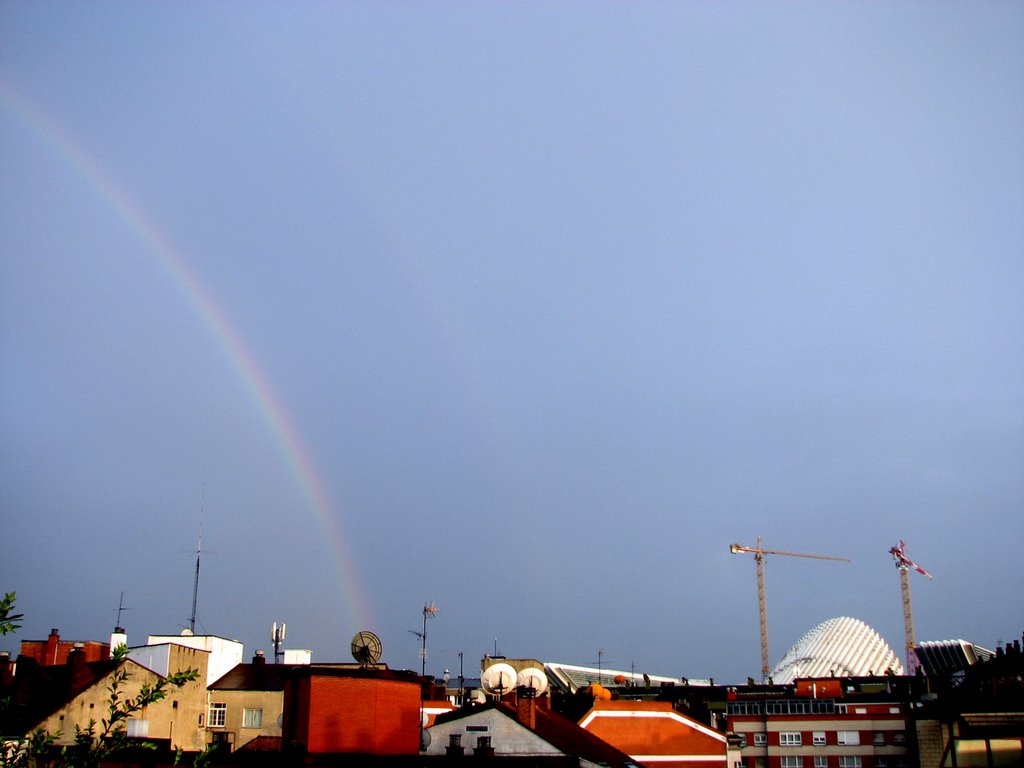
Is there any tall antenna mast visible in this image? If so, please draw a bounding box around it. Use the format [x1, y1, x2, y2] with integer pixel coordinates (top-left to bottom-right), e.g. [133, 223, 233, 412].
[115, 591, 130, 629]
[271, 622, 286, 664]
[421, 602, 438, 677]
[190, 496, 204, 634]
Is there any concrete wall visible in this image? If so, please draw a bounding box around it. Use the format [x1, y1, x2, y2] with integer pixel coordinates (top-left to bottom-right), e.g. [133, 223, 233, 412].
[37, 655, 208, 753]
[425, 709, 560, 757]
[147, 633, 243, 685]
[915, 720, 945, 768]
[205, 689, 283, 750]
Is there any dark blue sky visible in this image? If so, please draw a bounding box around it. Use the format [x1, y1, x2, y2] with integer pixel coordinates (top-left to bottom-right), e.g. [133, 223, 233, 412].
[2, 2, 1022, 683]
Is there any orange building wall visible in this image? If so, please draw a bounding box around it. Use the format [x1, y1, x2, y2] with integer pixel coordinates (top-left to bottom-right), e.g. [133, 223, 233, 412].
[291, 675, 421, 754]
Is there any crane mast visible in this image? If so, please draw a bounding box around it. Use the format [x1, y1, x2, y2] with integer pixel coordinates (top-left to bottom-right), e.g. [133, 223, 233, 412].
[889, 540, 932, 675]
[730, 536, 850, 681]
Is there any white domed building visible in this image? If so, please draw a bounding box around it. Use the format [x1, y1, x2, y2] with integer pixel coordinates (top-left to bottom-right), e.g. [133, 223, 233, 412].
[772, 616, 903, 683]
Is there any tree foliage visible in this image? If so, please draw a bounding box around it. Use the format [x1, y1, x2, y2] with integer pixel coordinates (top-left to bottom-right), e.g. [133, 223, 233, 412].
[0, 593, 22, 637]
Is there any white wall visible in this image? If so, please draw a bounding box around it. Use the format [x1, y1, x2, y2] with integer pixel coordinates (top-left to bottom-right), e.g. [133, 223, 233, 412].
[147, 633, 243, 685]
[426, 708, 560, 756]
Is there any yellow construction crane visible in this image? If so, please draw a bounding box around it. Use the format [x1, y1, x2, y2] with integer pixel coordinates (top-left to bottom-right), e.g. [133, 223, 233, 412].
[730, 536, 850, 681]
[889, 540, 932, 675]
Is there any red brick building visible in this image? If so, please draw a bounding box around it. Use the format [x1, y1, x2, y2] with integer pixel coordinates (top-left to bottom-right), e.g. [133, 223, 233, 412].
[282, 666, 423, 755]
[19, 628, 110, 666]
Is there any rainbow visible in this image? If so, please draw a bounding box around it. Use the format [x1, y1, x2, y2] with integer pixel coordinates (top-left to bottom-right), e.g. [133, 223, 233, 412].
[0, 81, 371, 632]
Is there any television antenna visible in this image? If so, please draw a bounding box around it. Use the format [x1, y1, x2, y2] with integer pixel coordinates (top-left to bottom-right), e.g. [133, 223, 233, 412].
[113, 591, 131, 629]
[410, 602, 438, 676]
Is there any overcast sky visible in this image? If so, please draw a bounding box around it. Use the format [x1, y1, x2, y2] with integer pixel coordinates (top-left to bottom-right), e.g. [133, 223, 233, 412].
[2, 2, 1022, 684]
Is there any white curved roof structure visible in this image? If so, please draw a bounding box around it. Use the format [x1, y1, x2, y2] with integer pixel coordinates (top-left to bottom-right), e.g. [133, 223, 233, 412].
[772, 617, 904, 683]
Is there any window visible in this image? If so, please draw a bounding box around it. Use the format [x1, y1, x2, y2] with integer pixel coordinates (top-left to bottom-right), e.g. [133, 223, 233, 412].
[813, 732, 827, 746]
[839, 758, 862, 768]
[873, 731, 886, 746]
[126, 719, 148, 738]
[892, 731, 906, 745]
[208, 703, 226, 728]
[242, 708, 263, 728]
[781, 757, 803, 768]
[780, 733, 802, 747]
[815, 757, 828, 768]
[837, 732, 860, 746]
[874, 759, 888, 768]
[754, 733, 768, 746]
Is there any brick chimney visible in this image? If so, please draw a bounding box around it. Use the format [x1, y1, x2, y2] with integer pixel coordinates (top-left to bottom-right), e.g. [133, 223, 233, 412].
[516, 689, 537, 730]
[45, 628, 60, 665]
[472, 736, 494, 758]
[445, 733, 464, 757]
[69, 643, 92, 692]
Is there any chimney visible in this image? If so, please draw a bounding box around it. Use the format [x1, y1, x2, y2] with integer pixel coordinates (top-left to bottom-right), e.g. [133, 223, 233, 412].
[46, 628, 60, 665]
[253, 650, 266, 666]
[472, 736, 494, 758]
[110, 627, 127, 657]
[69, 643, 91, 692]
[445, 733, 464, 757]
[516, 688, 537, 730]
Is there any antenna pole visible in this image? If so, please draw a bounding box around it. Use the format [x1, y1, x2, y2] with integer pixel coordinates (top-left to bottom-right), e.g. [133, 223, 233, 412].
[190, 509, 203, 634]
[115, 591, 129, 629]
[458, 651, 464, 706]
[421, 602, 438, 677]
[272, 622, 286, 664]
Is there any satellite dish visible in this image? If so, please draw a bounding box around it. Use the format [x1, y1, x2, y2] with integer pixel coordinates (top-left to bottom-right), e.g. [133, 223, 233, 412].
[516, 667, 548, 696]
[481, 662, 517, 694]
[351, 631, 383, 667]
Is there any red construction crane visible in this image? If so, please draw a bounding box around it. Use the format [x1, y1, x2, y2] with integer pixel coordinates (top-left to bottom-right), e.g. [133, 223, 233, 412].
[730, 536, 850, 681]
[889, 540, 932, 674]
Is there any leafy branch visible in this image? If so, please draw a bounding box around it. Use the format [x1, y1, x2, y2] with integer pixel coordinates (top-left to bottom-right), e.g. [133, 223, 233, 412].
[0, 592, 22, 636]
